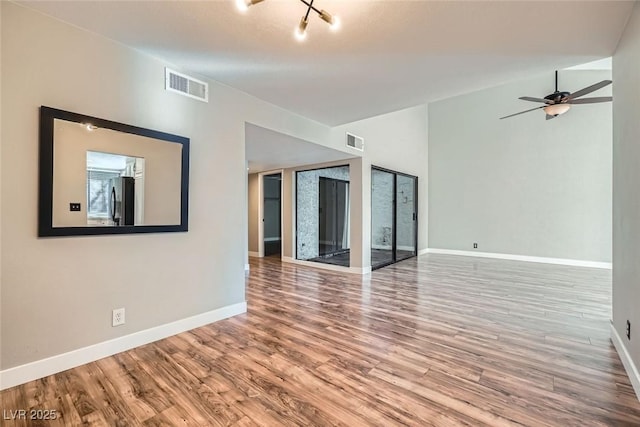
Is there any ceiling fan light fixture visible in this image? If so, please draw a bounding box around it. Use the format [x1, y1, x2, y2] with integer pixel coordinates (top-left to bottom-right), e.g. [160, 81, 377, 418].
[501, 72, 611, 121]
[295, 17, 308, 41]
[543, 103, 571, 116]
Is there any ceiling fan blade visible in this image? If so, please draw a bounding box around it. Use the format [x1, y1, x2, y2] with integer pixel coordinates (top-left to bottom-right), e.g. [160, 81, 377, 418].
[566, 80, 612, 100]
[546, 114, 557, 120]
[567, 96, 613, 104]
[499, 105, 545, 120]
[519, 96, 551, 104]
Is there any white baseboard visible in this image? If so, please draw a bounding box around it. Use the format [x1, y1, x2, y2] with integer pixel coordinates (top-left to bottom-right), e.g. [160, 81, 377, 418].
[418, 248, 430, 256]
[245, 263, 250, 272]
[248, 251, 259, 258]
[281, 256, 371, 275]
[426, 248, 612, 269]
[0, 302, 247, 391]
[611, 322, 640, 401]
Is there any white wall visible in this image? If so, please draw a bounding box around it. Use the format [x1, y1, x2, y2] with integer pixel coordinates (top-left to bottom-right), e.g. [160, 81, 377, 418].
[612, 1, 640, 392]
[428, 70, 612, 262]
[0, 2, 334, 373]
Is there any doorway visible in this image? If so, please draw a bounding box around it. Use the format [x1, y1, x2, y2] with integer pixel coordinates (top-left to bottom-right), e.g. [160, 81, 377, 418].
[262, 173, 282, 257]
[371, 166, 418, 269]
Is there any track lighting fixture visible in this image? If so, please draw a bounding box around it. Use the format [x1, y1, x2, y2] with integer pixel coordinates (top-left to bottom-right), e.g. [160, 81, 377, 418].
[237, 0, 340, 40]
[295, 16, 309, 41]
[236, 0, 264, 13]
[319, 9, 340, 31]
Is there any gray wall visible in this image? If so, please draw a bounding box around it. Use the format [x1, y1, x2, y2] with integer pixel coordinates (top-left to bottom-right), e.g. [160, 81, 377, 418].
[1, 2, 334, 370]
[428, 70, 612, 262]
[613, 1, 640, 383]
[296, 166, 350, 260]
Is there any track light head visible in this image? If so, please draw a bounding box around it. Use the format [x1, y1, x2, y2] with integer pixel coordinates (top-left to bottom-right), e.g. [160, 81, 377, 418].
[236, 0, 264, 13]
[319, 9, 340, 31]
[295, 16, 308, 41]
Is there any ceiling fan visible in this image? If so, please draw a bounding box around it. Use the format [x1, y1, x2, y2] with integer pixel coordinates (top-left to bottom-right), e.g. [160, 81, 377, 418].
[500, 71, 612, 120]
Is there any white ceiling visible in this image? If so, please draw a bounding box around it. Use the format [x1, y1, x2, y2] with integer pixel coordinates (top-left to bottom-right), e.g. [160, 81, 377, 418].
[19, 1, 634, 126]
[245, 123, 355, 173]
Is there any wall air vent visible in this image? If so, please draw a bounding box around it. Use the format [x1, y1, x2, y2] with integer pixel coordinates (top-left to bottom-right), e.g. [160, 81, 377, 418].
[346, 132, 364, 151]
[165, 68, 208, 102]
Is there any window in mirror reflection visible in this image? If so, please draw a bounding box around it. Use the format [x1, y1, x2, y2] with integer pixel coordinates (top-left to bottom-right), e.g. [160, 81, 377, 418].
[86, 151, 145, 226]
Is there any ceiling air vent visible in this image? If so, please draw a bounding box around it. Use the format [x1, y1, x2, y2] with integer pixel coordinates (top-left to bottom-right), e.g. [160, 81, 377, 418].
[346, 132, 364, 151]
[165, 68, 208, 102]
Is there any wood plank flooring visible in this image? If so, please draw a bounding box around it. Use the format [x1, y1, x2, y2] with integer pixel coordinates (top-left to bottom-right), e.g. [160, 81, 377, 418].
[3, 254, 640, 426]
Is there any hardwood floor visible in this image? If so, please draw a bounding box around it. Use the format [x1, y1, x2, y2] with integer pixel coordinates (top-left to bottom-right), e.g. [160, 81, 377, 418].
[3, 254, 640, 426]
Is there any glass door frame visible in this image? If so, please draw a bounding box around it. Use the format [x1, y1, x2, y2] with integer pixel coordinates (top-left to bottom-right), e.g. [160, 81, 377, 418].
[371, 166, 418, 270]
[318, 176, 350, 257]
[294, 164, 351, 265]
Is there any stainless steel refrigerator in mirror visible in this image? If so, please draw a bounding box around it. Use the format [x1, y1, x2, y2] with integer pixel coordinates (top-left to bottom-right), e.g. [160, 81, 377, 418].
[109, 176, 135, 226]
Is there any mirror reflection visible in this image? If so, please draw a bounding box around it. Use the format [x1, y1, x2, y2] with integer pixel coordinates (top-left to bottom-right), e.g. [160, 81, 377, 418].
[51, 118, 182, 228]
[86, 151, 145, 226]
[39, 106, 189, 237]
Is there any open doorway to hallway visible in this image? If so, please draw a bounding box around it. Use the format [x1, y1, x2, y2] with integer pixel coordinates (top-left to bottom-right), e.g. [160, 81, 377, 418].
[262, 173, 282, 258]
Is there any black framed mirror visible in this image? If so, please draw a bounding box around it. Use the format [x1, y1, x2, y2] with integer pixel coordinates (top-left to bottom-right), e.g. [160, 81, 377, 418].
[39, 106, 189, 237]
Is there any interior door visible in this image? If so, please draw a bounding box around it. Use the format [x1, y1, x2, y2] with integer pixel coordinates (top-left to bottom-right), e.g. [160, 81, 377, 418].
[263, 173, 281, 257]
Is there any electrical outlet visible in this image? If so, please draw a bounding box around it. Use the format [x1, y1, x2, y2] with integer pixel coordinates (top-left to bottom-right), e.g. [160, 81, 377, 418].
[627, 320, 631, 340]
[473, 243, 478, 249]
[112, 308, 125, 327]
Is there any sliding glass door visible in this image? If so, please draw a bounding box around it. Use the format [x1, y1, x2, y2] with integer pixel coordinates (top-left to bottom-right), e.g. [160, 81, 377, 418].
[371, 169, 395, 268]
[296, 165, 351, 267]
[371, 167, 417, 269]
[395, 173, 417, 261]
[318, 177, 350, 257]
